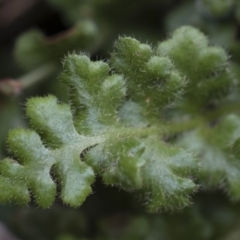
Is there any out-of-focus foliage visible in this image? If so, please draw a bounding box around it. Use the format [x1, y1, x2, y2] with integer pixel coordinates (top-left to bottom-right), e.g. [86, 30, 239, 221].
[96, 193, 240, 240]
[166, 0, 240, 58]
[1, 193, 240, 240]
[15, 21, 99, 70]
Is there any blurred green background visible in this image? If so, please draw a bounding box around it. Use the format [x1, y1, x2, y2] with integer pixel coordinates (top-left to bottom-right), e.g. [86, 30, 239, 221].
[1, 0, 240, 239]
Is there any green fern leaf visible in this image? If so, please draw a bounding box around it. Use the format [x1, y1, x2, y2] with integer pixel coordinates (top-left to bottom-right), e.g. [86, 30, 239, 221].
[3, 26, 236, 211]
[157, 26, 233, 113]
[179, 114, 240, 200]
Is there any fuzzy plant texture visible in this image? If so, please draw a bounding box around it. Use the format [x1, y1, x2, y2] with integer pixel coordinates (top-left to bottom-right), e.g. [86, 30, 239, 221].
[1, 26, 239, 212]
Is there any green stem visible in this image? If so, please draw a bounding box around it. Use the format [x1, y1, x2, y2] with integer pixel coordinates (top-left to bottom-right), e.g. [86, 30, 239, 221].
[0, 63, 58, 96]
[74, 103, 240, 151]
[84, 102, 240, 145]
[205, 102, 240, 120]
[19, 62, 58, 89]
[106, 119, 199, 141]
[106, 107, 240, 141]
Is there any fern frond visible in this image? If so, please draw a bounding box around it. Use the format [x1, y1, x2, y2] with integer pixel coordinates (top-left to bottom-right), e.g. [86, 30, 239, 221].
[2, 26, 238, 211]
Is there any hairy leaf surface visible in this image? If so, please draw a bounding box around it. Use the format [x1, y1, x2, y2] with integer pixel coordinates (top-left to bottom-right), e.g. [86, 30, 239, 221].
[2, 26, 237, 211]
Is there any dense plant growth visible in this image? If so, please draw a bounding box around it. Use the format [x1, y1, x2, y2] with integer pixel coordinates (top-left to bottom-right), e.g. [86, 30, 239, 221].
[1, 0, 240, 239]
[1, 26, 239, 213]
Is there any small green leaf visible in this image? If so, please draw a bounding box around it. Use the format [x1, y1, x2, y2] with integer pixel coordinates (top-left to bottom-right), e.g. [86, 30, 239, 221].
[0, 96, 100, 207]
[179, 115, 240, 200]
[157, 26, 234, 113]
[85, 138, 145, 190]
[140, 137, 197, 212]
[61, 54, 126, 134]
[111, 37, 185, 120]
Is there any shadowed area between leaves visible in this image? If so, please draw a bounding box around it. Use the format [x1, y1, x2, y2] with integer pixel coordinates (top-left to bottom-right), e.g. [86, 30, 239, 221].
[0, 222, 20, 240]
